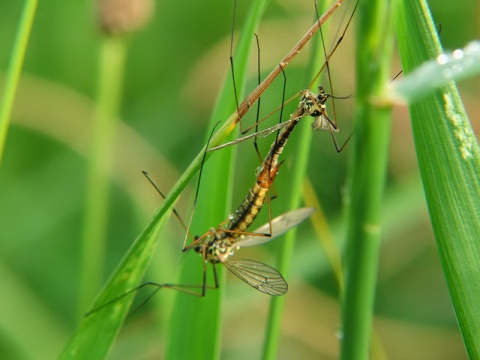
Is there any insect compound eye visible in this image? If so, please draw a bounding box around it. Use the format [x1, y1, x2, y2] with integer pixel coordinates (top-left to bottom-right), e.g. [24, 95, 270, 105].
[317, 94, 328, 103]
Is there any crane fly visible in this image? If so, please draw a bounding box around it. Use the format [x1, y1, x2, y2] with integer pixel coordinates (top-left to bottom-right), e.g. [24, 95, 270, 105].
[86, 59, 325, 314]
[165, 0, 357, 298]
[85, 0, 353, 317]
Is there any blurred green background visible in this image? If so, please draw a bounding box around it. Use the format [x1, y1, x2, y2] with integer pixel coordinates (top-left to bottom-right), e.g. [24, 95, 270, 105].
[0, 0, 478, 359]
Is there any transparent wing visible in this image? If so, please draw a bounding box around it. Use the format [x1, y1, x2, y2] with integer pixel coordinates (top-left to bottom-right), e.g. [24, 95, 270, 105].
[235, 207, 315, 248]
[223, 259, 287, 296]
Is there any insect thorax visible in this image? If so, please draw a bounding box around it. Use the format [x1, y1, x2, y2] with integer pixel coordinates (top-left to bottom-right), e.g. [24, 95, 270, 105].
[299, 87, 327, 118]
[194, 231, 237, 264]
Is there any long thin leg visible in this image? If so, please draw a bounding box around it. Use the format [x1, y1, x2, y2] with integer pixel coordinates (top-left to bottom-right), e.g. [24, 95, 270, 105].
[142, 171, 189, 233]
[252, 33, 263, 163]
[85, 263, 220, 316]
[182, 122, 220, 250]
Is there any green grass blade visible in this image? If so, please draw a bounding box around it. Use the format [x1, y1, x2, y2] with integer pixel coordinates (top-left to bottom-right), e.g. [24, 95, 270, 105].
[60, 205, 169, 359]
[78, 36, 127, 315]
[164, 1, 269, 359]
[340, 0, 394, 358]
[0, 0, 38, 163]
[394, 0, 480, 357]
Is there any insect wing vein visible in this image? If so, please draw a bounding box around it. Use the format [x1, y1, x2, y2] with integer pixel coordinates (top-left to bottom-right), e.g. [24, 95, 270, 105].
[223, 259, 287, 296]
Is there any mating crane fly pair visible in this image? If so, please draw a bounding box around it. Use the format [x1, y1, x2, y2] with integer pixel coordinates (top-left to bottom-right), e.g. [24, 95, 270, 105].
[87, 0, 356, 315]
[186, 86, 337, 296]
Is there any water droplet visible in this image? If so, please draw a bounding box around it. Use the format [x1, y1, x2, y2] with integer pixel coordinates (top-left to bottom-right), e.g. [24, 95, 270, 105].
[437, 53, 448, 64]
[453, 49, 464, 60]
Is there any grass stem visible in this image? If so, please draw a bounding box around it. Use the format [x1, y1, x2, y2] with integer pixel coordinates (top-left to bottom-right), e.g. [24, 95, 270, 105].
[0, 0, 38, 163]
